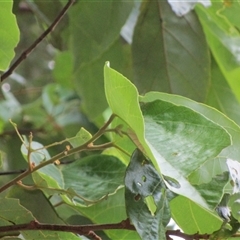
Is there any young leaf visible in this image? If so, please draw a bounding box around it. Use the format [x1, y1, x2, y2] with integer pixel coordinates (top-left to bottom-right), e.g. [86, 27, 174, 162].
[125, 149, 171, 240]
[21, 141, 64, 189]
[67, 127, 92, 148]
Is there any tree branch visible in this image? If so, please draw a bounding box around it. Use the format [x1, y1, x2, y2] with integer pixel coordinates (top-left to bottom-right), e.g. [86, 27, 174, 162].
[0, 220, 239, 239]
[1, 0, 75, 82]
[0, 219, 135, 235]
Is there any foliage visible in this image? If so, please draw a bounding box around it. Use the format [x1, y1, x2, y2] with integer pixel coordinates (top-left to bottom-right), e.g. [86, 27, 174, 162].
[1, 0, 240, 239]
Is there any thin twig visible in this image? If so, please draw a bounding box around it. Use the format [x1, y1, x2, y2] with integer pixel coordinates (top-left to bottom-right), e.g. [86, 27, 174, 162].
[1, 0, 75, 82]
[0, 169, 26, 176]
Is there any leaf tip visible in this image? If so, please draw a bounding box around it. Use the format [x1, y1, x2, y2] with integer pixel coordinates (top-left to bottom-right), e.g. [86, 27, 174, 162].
[105, 61, 110, 68]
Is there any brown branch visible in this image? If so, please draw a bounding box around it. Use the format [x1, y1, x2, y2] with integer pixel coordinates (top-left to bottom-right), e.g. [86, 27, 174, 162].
[0, 220, 239, 239]
[1, 0, 75, 82]
[0, 219, 135, 235]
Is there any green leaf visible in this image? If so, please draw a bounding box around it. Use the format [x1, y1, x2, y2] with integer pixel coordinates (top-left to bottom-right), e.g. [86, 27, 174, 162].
[141, 99, 231, 177]
[67, 127, 92, 148]
[21, 141, 64, 189]
[104, 64, 210, 207]
[73, 38, 129, 119]
[69, 0, 133, 119]
[7, 186, 63, 224]
[7, 187, 81, 240]
[195, 3, 240, 102]
[0, 1, 20, 71]
[104, 63, 145, 149]
[125, 149, 171, 240]
[228, 193, 240, 221]
[75, 187, 140, 240]
[62, 154, 126, 203]
[205, 56, 240, 126]
[132, 0, 210, 101]
[218, 1, 240, 30]
[140, 91, 239, 185]
[194, 172, 229, 209]
[0, 198, 34, 225]
[69, 0, 133, 66]
[170, 195, 223, 234]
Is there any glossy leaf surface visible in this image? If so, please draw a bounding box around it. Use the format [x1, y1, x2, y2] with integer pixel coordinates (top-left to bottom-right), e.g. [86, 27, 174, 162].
[125, 149, 171, 240]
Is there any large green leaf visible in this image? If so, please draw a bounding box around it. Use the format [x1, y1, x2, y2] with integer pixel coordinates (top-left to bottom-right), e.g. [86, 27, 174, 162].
[0, 1, 20, 71]
[62, 154, 126, 202]
[170, 195, 222, 234]
[141, 99, 231, 177]
[125, 149, 171, 240]
[104, 64, 209, 207]
[132, 0, 210, 101]
[75, 187, 140, 240]
[140, 91, 240, 184]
